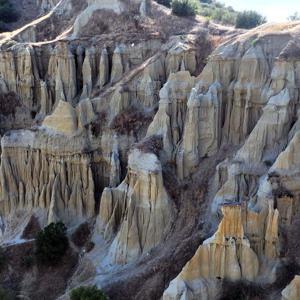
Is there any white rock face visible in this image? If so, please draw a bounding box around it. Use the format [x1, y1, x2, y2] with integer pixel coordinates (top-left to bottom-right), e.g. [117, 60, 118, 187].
[147, 71, 196, 160]
[42, 100, 78, 135]
[177, 81, 222, 178]
[98, 149, 174, 264]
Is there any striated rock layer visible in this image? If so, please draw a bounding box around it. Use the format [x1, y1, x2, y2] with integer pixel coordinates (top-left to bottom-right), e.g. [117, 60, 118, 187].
[98, 148, 174, 264]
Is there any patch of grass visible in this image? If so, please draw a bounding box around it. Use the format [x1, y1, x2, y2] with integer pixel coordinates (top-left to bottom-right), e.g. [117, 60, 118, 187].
[70, 286, 108, 300]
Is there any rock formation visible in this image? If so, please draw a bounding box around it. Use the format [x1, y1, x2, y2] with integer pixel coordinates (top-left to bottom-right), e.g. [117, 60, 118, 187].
[0, 1, 300, 299]
[98, 148, 174, 264]
[282, 275, 300, 300]
[163, 204, 259, 299]
[147, 71, 196, 161]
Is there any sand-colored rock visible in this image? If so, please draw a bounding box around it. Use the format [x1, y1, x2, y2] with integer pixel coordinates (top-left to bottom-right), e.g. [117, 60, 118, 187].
[282, 275, 300, 300]
[43, 100, 78, 135]
[0, 130, 97, 224]
[163, 204, 259, 299]
[81, 46, 97, 99]
[177, 81, 222, 178]
[110, 46, 124, 84]
[165, 42, 197, 77]
[235, 88, 294, 164]
[98, 48, 110, 88]
[48, 43, 77, 104]
[98, 148, 174, 264]
[147, 71, 195, 160]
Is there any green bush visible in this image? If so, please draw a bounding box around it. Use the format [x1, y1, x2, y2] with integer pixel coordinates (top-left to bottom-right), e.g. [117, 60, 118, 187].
[155, 0, 171, 8]
[198, 2, 237, 25]
[70, 286, 108, 300]
[172, 0, 199, 17]
[235, 10, 266, 29]
[35, 222, 69, 265]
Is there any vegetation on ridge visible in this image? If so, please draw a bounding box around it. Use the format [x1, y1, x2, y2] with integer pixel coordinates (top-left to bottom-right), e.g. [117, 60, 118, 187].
[155, 0, 267, 28]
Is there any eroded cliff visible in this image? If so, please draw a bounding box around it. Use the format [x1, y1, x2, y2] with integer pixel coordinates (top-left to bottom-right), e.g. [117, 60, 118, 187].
[0, 1, 300, 300]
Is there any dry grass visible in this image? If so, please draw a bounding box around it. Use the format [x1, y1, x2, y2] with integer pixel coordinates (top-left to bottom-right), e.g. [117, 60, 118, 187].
[135, 135, 163, 156]
[110, 106, 153, 136]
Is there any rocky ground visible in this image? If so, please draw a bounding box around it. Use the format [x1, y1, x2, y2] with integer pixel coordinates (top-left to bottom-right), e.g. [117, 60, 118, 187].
[0, 0, 299, 299]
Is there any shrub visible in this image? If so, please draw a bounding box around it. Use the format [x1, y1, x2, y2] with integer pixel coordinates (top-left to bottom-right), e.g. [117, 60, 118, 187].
[155, 0, 171, 8]
[171, 0, 199, 17]
[235, 10, 266, 29]
[35, 222, 69, 265]
[70, 286, 108, 300]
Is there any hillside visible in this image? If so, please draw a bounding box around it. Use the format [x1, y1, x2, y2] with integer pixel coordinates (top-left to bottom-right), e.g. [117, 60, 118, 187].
[0, 1, 299, 300]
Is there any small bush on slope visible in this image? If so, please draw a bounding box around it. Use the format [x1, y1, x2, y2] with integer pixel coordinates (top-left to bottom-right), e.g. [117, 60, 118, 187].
[236, 10, 266, 29]
[71, 286, 108, 300]
[35, 222, 69, 265]
[172, 0, 199, 17]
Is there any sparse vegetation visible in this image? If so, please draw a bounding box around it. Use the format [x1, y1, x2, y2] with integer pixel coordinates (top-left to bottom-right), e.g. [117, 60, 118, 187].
[235, 10, 266, 29]
[198, 1, 237, 25]
[35, 222, 69, 265]
[70, 286, 108, 300]
[135, 135, 163, 156]
[110, 106, 153, 136]
[171, 0, 199, 17]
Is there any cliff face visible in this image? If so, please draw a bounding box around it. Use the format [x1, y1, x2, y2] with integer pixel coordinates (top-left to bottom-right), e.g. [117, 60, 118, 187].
[98, 148, 174, 264]
[1, 1, 300, 299]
